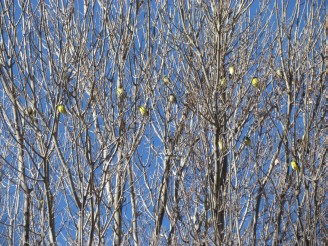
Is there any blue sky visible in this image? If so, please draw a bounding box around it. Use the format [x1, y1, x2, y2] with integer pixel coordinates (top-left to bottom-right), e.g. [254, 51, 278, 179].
[0, 0, 326, 244]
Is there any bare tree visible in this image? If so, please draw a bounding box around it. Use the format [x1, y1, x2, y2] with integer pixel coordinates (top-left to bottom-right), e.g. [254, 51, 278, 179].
[0, 0, 325, 245]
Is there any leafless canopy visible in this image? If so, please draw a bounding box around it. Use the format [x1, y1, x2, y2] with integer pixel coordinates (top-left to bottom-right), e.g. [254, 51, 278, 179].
[0, 0, 326, 245]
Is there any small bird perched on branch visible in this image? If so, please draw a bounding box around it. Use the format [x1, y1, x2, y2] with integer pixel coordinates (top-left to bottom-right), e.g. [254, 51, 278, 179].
[169, 94, 177, 104]
[276, 69, 283, 78]
[57, 104, 67, 114]
[218, 136, 225, 151]
[139, 106, 149, 116]
[117, 86, 124, 98]
[228, 65, 235, 78]
[244, 137, 252, 147]
[251, 77, 259, 88]
[162, 76, 170, 85]
[291, 160, 299, 172]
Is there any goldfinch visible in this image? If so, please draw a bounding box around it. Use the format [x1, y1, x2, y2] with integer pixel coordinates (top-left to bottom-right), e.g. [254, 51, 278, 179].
[251, 77, 259, 88]
[57, 104, 67, 114]
[26, 107, 37, 123]
[276, 69, 283, 78]
[117, 86, 124, 98]
[163, 76, 170, 85]
[244, 137, 252, 147]
[228, 66, 235, 76]
[38, 199, 44, 210]
[291, 160, 299, 172]
[169, 94, 177, 103]
[26, 107, 35, 116]
[220, 77, 227, 87]
[139, 106, 149, 116]
[218, 136, 224, 151]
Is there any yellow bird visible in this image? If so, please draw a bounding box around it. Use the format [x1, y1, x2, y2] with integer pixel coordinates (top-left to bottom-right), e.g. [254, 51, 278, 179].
[218, 136, 225, 151]
[26, 107, 35, 117]
[117, 86, 124, 98]
[291, 160, 299, 172]
[26, 107, 37, 123]
[244, 137, 252, 147]
[220, 77, 227, 87]
[276, 69, 283, 78]
[57, 104, 67, 114]
[27, 107, 34, 115]
[228, 66, 235, 76]
[139, 106, 149, 116]
[38, 199, 44, 210]
[251, 77, 259, 88]
[163, 76, 170, 85]
[169, 94, 177, 103]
